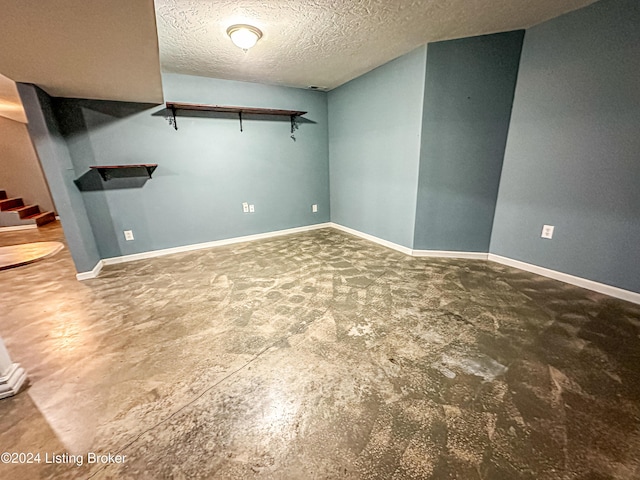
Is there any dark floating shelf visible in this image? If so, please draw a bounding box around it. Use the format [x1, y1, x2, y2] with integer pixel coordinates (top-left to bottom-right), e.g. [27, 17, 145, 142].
[165, 102, 307, 134]
[74, 165, 158, 191]
[90, 164, 158, 181]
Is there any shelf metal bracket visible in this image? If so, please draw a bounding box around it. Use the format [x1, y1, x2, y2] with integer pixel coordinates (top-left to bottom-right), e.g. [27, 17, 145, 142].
[290, 114, 300, 140]
[239, 111, 243, 132]
[97, 169, 111, 181]
[170, 105, 178, 131]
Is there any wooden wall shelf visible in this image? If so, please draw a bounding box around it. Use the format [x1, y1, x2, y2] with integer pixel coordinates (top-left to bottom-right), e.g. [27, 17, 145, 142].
[166, 102, 306, 117]
[165, 102, 307, 134]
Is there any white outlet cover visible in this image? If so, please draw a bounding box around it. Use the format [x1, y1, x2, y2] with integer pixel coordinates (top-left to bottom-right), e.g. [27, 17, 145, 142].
[312, 204, 318, 213]
[249, 204, 255, 213]
[541, 225, 554, 239]
[242, 202, 249, 213]
[124, 230, 134, 241]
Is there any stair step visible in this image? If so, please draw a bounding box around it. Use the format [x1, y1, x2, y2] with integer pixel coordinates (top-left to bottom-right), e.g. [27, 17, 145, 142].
[34, 211, 56, 227]
[23, 211, 56, 227]
[0, 197, 24, 211]
[13, 205, 41, 219]
[0, 190, 6, 200]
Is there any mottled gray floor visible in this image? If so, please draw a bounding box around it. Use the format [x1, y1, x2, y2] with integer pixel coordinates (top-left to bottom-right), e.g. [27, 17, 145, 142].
[0, 223, 639, 479]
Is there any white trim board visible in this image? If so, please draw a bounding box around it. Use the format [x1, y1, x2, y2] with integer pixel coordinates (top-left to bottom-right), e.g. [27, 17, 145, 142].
[329, 223, 413, 255]
[0, 224, 37, 233]
[76, 259, 104, 281]
[329, 223, 487, 260]
[412, 250, 488, 260]
[329, 223, 640, 305]
[83, 223, 330, 271]
[0, 362, 27, 400]
[74, 221, 640, 305]
[488, 254, 640, 305]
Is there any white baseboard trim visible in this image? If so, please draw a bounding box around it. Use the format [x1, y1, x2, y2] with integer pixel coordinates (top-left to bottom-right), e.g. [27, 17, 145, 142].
[75, 221, 640, 304]
[0, 224, 38, 233]
[329, 223, 487, 260]
[76, 259, 104, 281]
[488, 254, 640, 305]
[329, 223, 414, 255]
[101, 223, 332, 267]
[412, 250, 489, 260]
[0, 363, 27, 400]
[327, 224, 640, 304]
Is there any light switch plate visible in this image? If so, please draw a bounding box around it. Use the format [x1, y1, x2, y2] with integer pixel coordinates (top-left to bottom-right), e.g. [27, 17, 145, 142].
[312, 204, 318, 213]
[249, 204, 255, 213]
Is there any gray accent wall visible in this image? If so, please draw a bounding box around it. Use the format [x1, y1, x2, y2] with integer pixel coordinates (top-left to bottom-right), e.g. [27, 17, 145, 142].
[413, 31, 524, 252]
[53, 74, 329, 259]
[0, 115, 56, 213]
[328, 47, 427, 249]
[491, 0, 640, 293]
[18, 84, 101, 273]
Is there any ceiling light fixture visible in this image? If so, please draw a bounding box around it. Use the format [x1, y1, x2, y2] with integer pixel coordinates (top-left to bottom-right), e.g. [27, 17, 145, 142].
[226, 24, 262, 51]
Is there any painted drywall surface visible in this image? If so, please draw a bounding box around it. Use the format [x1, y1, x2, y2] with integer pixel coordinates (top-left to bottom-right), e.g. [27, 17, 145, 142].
[54, 74, 329, 259]
[0, 116, 56, 213]
[413, 31, 524, 252]
[491, 0, 640, 293]
[17, 84, 101, 273]
[328, 47, 426, 248]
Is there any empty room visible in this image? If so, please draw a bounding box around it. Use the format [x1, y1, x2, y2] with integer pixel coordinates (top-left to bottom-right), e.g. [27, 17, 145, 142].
[0, 0, 639, 478]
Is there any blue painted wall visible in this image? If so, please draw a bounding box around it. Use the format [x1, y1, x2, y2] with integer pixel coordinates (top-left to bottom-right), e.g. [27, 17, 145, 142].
[53, 74, 329, 259]
[491, 0, 640, 293]
[18, 84, 101, 273]
[413, 31, 524, 252]
[328, 47, 427, 248]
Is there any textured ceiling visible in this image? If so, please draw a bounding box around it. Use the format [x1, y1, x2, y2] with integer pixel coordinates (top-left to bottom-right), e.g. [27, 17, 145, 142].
[0, 0, 163, 103]
[0, 0, 600, 106]
[156, 0, 598, 90]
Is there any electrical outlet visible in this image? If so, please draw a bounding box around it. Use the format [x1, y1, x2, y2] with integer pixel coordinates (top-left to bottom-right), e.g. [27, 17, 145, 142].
[312, 204, 318, 213]
[541, 225, 554, 239]
[242, 202, 249, 213]
[249, 204, 255, 213]
[124, 230, 134, 241]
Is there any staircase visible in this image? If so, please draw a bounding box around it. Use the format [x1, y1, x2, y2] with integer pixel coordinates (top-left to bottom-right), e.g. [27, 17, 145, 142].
[0, 189, 56, 228]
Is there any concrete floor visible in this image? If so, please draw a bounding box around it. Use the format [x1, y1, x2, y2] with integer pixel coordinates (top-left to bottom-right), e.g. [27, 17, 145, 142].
[0, 223, 639, 479]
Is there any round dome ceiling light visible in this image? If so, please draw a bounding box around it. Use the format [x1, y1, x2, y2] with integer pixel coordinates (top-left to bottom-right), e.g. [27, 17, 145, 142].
[226, 24, 263, 51]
